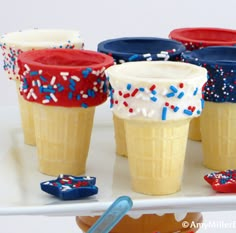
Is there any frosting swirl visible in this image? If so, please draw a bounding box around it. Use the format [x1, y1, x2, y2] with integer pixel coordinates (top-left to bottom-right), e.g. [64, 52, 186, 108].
[17, 49, 114, 107]
[106, 61, 207, 121]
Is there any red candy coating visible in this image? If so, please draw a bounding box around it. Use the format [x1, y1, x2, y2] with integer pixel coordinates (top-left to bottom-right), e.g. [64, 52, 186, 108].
[17, 49, 114, 107]
[204, 170, 236, 193]
[169, 27, 236, 50]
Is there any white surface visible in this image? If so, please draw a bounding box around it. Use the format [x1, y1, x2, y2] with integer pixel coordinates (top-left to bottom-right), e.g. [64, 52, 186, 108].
[0, 106, 236, 217]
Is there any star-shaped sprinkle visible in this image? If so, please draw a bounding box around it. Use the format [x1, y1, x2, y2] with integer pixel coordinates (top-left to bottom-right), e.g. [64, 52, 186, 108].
[40, 174, 98, 200]
[204, 170, 236, 193]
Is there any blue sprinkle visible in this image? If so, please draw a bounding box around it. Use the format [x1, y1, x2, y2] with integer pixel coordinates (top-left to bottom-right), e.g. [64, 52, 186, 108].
[82, 67, 92, 78]
[110, 101, 113, 108]
[39, 86, 44, 93]
[150, 96, 157, 102]
[139, 87, 145, 92]
[77, 94, 81, 100]
[103, 84, 108, 93]
[40, 75, 47, 82]
[45, 95, 51, 100]
[81, 103, 88, 108]
[88, 89, 95, 97]
[166, 92, 175, 98]
[162, 107, 167, 120]
[174, 106, 179, 112]
[170, 85, 178, 93]
[58, 86, 64, 92]
[151, 90, 157, 95]
[68, 92, 73, 99]
[177, 92, 184, 99]
[183, 109, 193, 116]
[127, 83, 132, 90]
[128, 54, 139, 61]
[193, 87, 199, 96]
[201, 98, 205, 109]
[48, 85, 53, 89]
[197, 110, 201, 115]
[70, 79, 76, 86]
[43, 88, 55, 93]
[30, 71, 38, 76]
[69, 84, 75, 91]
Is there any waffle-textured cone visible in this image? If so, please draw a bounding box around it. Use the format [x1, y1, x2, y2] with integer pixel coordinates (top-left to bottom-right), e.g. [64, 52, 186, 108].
[201, 101, 236, 170]
[16, 81, 36, 146]
[76, 213, 203, 233]
[33, 104, 95, 176]
[124, 118, 190, 195]
[188, 117, 201, 141]
[113, 114, 127, 157]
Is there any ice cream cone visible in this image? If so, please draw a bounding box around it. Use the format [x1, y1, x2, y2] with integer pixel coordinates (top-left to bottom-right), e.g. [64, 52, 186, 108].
[113, 114, 127, 156]
[188, 117, 201, 141]
[170, 27, 236, 141]
[76, 213, 203, 233]
[201, 102, 236, 170]
[124, 118, 190, 195]
[16, 80, 35, 145]
[34, 104, 95, 175]
[106, 61, 207, 195]
[17, 49, 114, 175]
[182, 46, 236, 170]
[0, 29, 84, 146]
[98, 37, 186, 156]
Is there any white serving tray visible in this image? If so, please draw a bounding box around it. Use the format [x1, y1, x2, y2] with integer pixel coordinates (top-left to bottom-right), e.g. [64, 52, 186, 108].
[0, 106, 236, 216]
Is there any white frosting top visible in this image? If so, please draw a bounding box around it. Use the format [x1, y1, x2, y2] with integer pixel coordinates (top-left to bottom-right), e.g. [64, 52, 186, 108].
[106, 61, 207, 121]
[0, 29, 84, 80]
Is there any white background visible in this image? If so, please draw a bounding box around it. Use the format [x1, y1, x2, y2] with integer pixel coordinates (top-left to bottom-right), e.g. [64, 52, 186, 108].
[0, 0, 236, 232]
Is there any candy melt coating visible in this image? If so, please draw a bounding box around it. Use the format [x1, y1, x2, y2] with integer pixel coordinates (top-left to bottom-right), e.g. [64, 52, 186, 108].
[181, 46, 236, 103]
[17, 49, 114, 107]
[0, 29, 84, 80]
[106, 61, 207, 121]
[169, 27, 236, 51]
[97, 37, 186, 64]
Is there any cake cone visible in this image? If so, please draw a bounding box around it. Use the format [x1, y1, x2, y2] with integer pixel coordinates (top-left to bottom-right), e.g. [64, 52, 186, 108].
[124, 118, 190, 195]
[201, 102, 236, 170]
[0, 29, 84, 146]
[107, 61, 207, 195]
[188, 117, 201, 141]
[18, 49, 114, 176]
[98, 37, 186, 155]
[16, 81, 35, 145]
[76, 213, 203, 233]
[33, 104, 95, 176]
[113, 114, 127, 156]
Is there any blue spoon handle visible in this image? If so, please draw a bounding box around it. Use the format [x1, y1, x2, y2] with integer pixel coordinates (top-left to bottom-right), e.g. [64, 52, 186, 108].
[87, 196, 133, 233]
